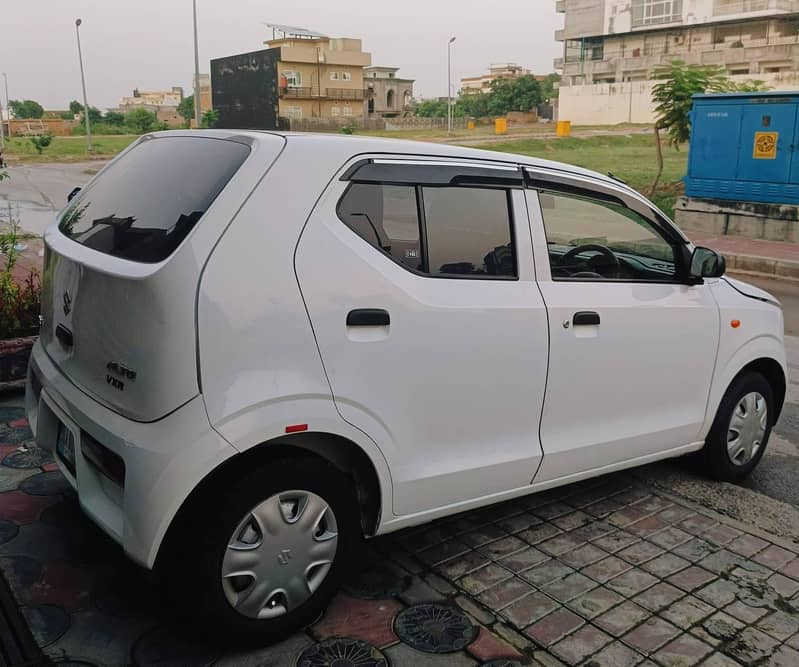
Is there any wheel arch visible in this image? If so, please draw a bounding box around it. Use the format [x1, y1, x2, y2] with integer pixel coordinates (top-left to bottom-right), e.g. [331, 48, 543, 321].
[737, 356, 786, 424]
[154, 431, 383, 571]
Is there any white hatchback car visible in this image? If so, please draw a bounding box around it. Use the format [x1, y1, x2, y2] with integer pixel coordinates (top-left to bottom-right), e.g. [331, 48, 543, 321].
[26, 131, 786, 644]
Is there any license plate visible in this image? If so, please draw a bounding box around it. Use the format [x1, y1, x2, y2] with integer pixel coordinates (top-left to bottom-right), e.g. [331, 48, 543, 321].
[56, 423, 76, 475]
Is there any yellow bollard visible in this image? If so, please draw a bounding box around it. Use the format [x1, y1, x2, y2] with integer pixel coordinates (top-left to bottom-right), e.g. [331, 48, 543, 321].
[467, 120, 475, 130]
[495, 118, 508, 135]
[556, 120, 571, 137]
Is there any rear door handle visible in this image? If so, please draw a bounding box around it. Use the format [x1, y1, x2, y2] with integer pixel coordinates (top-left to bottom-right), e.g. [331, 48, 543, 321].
[573, 311, 600, 326]
[347, 309, 390, 327]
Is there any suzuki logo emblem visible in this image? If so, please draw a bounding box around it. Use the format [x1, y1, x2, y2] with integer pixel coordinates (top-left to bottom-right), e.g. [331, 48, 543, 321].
[62, 291, 72, 316]
[277, 549, 292, 566]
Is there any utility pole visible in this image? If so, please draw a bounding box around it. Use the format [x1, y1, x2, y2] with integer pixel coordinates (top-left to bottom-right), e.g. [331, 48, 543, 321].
[75, 19, 93, 151]
[0, 80, 5, 150]
[447, 36, 456, 135]
[193, 0, 202, 128]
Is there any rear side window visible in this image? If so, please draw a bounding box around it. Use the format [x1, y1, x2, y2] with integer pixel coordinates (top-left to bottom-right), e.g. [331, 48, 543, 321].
[59, 136, 250, 263]
[337, 183, 516, 278]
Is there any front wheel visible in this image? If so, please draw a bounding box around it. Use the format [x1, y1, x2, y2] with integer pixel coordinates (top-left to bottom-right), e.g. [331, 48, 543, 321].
[701, 371, 774, 483]
[167, 457, 360, 647]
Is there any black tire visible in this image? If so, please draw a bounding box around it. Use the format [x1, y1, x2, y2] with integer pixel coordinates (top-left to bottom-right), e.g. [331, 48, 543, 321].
[164, 457, 360, 647]
[701, 371, 774, 483]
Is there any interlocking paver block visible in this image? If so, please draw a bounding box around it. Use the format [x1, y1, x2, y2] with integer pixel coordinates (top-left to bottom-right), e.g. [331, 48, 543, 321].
[459, 563, 514, 594]
[660, 595, 715, 629]
[607, 568, 658, 597]
[628, 516, 670, 538]
[584, 498, 624, 519]
[697, 550, 746, 575]
[655, 506, 695, 525]
[477, 577, 534, 610]
[593, 531, 640, 554]
[722, 627, 779, 665]
[768, 644, 799, 667]
[594, 601, 650, 636]
[552, 511, 593, 532]
[520, 560, 575, 587]
[608, 506, 652, 528]
[417, 539, 471, 566]
[566, 586, 624, 619]
[477, 535, 527, 560]
[435, 550, 491, 579]
[767, 573, 799, 599]
[590, 641, 644, 667]
[781, 556, 799, 581]
[648, 526, 692, 550]
[634, 582, 684, 612]
[673, 538, 718, 563]
[667, 566, 717, 592]
[497, 512, 540, 534]
[524, 607, 584, 646]
[498, 547, 548, 574]
[466, 626, 522, 662]
[501, 591, 560, 628]
[725, 534, 768, 558]
[702, 612, 745, 642]
[641, 553, 690, 578]
[623, 617, 681, 655]
[461, 524, 508, 548]
[679, 515, 717, 536]
[539, 533, 587, 557]
[702, 524, 742, 547]
[519, 523, 562, 545]
[618, 541, 664, 565]
[559, 543, 607, 569]
[695, 579, 738, 607]
[309, 594, 402, 648]
[583, 556, 632, 583]
[701, 652, 742, 667]
[723, 599, 769, 624]
[755, 610, 799, 641]
[612, 488, 650, 505]
[542, 572, 597, 603]
[571, 520, 616, 542]
[753, 544, 795, 570]
[653, 633, 713, 667]
[551, 623, 612, 665]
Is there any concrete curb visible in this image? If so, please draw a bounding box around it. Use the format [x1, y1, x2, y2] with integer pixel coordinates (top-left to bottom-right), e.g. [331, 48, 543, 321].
[724, 252, 799, 282]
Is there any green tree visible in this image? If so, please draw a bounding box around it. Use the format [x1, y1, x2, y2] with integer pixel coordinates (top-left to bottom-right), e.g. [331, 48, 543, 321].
[29, 133, 53, 155]
[103, 111, 125, 126]
[541, 73, 561, 103]
[456, 92, 490, 118]
[414, 98, 448, 118]
[177, 95, 195, 124]
[60, 111, 74, 120]
[8, 99, 44, 119]
[201, 109, 219, 128]
[80, 106, 102, 126]
[125, 108, 157, 133]
[649, 60, 769, 195]
[69, 100, 83, 116]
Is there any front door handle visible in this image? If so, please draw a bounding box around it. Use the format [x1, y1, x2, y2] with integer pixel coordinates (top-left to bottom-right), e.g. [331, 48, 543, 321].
[347, 309, 390, 327]
[573, 311, 600, 326]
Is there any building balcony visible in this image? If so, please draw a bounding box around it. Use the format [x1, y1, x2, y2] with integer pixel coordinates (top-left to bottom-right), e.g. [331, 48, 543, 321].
[553, 57, 564, 69]
[327, 87, 365, 100]
[280, 87, 365, 100]
[555, 29, 565, 42]
[555, 0, 565, 12]
[713, 0, 798, 16]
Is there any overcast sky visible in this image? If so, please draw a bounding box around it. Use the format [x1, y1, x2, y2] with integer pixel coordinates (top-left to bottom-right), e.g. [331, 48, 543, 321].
[2, 1, 563, 110]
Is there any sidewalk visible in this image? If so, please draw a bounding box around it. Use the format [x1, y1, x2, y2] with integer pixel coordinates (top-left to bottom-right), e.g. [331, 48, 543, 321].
[692, 234, 799, 282]
[1, 407, 799, 665]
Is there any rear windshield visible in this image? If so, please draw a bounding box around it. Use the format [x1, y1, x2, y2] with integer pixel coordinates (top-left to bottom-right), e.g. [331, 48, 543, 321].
[58, 136, 250, 263]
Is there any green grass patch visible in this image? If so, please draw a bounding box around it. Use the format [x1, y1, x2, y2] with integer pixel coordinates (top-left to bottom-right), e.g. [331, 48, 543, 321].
[470, 133, 688, 218]
[4, 135, 138, 163]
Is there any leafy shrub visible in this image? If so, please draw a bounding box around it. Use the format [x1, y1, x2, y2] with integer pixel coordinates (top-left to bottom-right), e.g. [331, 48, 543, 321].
[0, 210, 41, 338]
[29, 133, 53, 155]
[340, 126, 355, 135]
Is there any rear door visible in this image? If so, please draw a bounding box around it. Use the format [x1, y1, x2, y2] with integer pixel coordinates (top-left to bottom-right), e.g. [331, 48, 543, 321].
[296, 158, 549, 517]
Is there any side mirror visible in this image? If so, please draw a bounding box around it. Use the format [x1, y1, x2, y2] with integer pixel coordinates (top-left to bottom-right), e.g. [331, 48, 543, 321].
[690, 246, 726, 280]
[67, 187, 81, 203]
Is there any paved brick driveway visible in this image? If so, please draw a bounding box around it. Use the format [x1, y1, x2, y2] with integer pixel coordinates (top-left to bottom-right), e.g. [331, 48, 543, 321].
[1, 405, 799, 666]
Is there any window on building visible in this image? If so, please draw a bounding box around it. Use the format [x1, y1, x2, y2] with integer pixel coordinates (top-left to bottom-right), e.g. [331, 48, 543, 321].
[342, 105, 353, 116]
[284, 105, 302, 119]
[331, 106, 341, 116]
[337, 184, 516, 278]
[342, 72, 352, 81]
[714, 0, 769, 16]
[330, 72, 340, 81]
[564, 38, 604, 63]
[631, 0, 682, 28]
[282, 71, 302, 88]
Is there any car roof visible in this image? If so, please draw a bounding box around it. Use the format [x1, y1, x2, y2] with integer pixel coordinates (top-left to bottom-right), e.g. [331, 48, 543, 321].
[179, 129, 624, 191]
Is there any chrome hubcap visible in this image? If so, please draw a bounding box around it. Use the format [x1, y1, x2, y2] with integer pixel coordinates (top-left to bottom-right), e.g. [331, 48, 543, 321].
[727, 391, 768, 467]
[221, 490, 338, 619]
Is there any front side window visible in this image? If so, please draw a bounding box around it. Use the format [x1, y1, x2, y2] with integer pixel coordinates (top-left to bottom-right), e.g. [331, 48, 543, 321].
[337, 183, 516, 278]
[59, 136, 250, 263]
[538, 190, 677, 281]
[632, 0, 682, 27]
[283, 71, 302, 87]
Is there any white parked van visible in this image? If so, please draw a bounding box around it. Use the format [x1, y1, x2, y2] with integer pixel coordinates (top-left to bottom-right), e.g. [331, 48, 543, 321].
[26, 131, 786, 644]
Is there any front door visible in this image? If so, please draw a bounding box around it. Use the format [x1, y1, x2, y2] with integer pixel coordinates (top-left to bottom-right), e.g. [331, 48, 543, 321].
[526, 181, 720, 484]
[296, 159, 549, 517]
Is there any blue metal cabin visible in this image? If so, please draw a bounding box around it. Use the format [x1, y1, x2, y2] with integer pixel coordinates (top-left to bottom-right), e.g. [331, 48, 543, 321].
[685, 91, 799, 205]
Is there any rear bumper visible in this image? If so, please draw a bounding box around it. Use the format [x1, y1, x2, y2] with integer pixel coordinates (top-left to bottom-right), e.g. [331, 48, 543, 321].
[25, 341, 238, 569]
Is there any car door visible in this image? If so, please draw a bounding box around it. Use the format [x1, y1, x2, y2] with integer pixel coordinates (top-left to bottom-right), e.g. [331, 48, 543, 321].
[296, 157, 549, 517]
[525, 169, 720, 484]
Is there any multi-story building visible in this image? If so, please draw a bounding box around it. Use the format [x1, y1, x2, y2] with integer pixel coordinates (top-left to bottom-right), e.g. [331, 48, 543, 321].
[212, 25, 372, 129]
[117, 86, 186, 127]
[364, 66, 414, 117]
[555, 0, 799, 124]
[461, 63, 532, 93]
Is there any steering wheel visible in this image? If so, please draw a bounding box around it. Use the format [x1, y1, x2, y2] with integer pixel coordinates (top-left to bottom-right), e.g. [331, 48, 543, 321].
[559, 244, 620, 279]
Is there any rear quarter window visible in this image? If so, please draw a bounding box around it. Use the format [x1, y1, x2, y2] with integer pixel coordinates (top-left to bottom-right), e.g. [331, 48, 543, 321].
[58, 136, 250, 263]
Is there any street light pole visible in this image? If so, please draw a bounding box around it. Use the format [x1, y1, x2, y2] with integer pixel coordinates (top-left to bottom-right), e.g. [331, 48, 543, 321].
[447, 36, 456, 135]
[192, 0, 202, 128]
[75, 19, 92, 151]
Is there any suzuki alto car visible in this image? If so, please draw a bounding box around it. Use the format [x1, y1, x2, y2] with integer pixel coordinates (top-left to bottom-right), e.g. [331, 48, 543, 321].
[26, 130, 787, 645]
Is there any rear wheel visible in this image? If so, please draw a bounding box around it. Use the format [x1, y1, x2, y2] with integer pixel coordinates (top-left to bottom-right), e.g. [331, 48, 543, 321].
[167, 457, 360, 647]
[701, 372, 773, 483]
